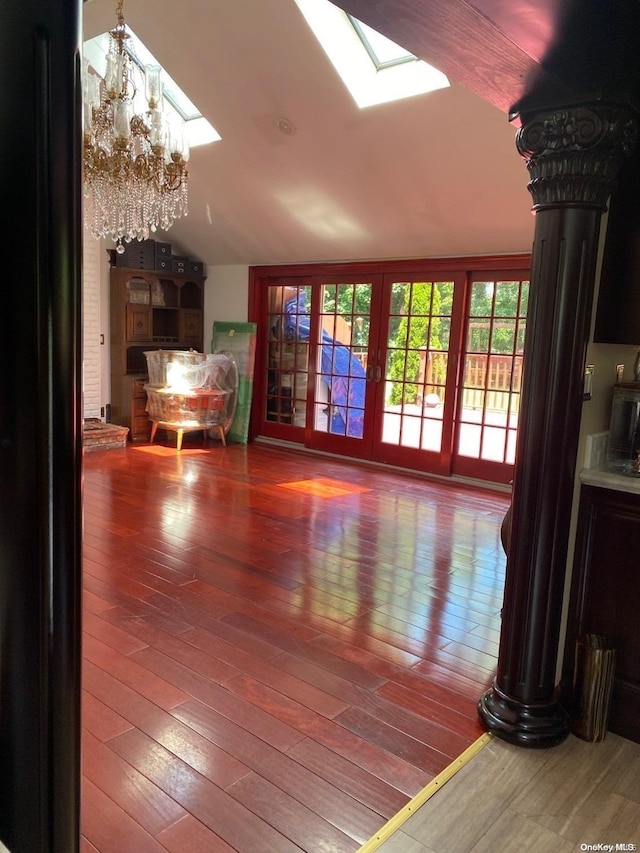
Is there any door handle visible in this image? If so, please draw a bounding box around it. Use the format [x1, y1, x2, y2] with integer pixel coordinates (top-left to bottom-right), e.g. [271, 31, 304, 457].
[374, 365, 382, 382]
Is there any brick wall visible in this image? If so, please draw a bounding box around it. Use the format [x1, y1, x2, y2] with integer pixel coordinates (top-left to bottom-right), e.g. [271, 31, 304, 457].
[82, 229, 102, 419]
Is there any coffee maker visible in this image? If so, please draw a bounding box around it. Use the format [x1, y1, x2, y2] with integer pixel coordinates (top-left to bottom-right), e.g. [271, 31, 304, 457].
[607, 382, 640, 474]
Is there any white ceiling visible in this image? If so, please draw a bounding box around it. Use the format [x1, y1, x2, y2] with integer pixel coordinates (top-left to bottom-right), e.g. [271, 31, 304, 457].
[82, 0, 536, 267]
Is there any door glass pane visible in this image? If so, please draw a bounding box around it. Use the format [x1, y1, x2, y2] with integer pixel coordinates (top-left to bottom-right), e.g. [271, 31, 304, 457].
[491, 318, 515, 353]
[313, 283, 371, 438]
[432, 316, 450, 350]
[383, 281, 453, 451]
[266, 284, 310, 427]
[494, 280, 521, 316]
[459, 422, 481, 456]
[458, 276, 528, 465]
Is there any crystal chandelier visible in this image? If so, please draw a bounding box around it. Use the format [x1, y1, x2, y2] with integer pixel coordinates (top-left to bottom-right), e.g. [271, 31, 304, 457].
[83, 0, 189, 253]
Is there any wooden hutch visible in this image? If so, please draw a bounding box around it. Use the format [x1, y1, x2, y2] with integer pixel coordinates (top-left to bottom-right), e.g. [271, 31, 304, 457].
[109, 257, 206, 441]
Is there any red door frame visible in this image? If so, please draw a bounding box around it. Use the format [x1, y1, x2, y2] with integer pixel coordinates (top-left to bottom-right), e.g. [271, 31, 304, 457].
[248, 255, 530, 482]
[304, 273, 385, 458]
[452, 267, 530, 485]
[365, 270, 468, 476]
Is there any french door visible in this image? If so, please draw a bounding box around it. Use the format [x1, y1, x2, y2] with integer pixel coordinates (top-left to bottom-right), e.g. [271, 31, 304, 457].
[262, 274, 385, 457]
[452, 271, 529, 483]
[371, 274, 464, 474]
[251, 259, 529, 484]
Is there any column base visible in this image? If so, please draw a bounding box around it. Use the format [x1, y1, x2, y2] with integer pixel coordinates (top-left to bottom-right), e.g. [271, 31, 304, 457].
[478, 680, 571, 748]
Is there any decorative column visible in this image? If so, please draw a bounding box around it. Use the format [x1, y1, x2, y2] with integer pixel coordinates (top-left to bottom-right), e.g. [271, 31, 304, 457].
[478, 104, 637, 747]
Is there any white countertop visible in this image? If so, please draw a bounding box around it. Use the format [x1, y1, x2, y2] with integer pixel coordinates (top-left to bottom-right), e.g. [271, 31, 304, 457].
[580, 463, 640, 495]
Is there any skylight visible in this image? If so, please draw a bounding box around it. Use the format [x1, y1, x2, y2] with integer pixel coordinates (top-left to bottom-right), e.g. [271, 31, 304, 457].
[82, 27, 220, 148]
[294, 0, 449, 108]
[348, 17, 416, 69]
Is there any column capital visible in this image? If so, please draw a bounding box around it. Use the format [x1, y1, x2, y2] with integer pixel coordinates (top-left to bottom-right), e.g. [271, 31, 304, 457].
[516, 104, 638, 211]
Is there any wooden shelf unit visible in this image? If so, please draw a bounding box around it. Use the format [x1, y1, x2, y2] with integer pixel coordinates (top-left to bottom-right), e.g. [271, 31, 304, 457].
[109, 264, 206, 441]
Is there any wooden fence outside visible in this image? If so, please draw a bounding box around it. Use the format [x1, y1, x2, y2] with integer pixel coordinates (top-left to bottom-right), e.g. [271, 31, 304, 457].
[419, 351, 523, 413]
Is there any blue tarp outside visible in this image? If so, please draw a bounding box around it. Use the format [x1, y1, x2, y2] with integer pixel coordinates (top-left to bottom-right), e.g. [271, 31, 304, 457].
[283, 294, 365, 438]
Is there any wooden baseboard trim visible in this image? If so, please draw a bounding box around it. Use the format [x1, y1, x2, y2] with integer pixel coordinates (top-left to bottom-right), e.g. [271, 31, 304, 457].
[357, 732, 493, 852]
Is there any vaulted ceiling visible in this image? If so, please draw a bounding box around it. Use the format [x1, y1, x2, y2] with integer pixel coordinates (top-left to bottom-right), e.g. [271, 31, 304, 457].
[82, 0, 640, 267]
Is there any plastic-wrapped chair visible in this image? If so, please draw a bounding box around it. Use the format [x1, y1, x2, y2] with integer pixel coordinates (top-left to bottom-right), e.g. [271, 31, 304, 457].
[203, 352, 239, 440]
[143, 350, 239, 450]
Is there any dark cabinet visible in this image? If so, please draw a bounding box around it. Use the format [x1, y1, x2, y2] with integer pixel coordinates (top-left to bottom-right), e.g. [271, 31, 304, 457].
[180, 309, 203, 346]
[126, 304, 151, 341]
[130, 377, 151, 442]
[594, 153, 640, 344]
[110, 264, 206, 440]
[564, 484, 640, 742]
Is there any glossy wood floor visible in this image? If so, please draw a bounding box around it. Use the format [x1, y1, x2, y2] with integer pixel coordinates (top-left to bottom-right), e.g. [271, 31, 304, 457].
[81, 438, 509, 852]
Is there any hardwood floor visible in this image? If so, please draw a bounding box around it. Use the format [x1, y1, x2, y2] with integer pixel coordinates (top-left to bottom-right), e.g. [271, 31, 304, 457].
[81, 439, 509, 852]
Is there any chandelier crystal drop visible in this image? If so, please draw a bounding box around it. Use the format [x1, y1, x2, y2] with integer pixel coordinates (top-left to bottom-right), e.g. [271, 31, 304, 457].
[83, 0, 189, 253]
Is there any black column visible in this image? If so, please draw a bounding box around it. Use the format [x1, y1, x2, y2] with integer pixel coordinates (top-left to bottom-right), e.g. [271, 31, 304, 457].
[478, 104, 637, 747]
[0, 0, 83, 850]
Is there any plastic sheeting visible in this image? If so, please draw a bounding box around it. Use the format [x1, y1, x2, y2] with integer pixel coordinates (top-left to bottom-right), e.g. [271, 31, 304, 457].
[143, 350, 238, 434]
[283, 294, 365, 438]
[211, 321, 257, 444]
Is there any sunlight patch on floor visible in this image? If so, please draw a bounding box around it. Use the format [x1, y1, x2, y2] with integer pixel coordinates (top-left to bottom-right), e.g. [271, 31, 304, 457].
[278, 478, 371, 498]
[130, 445, 212, 457]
